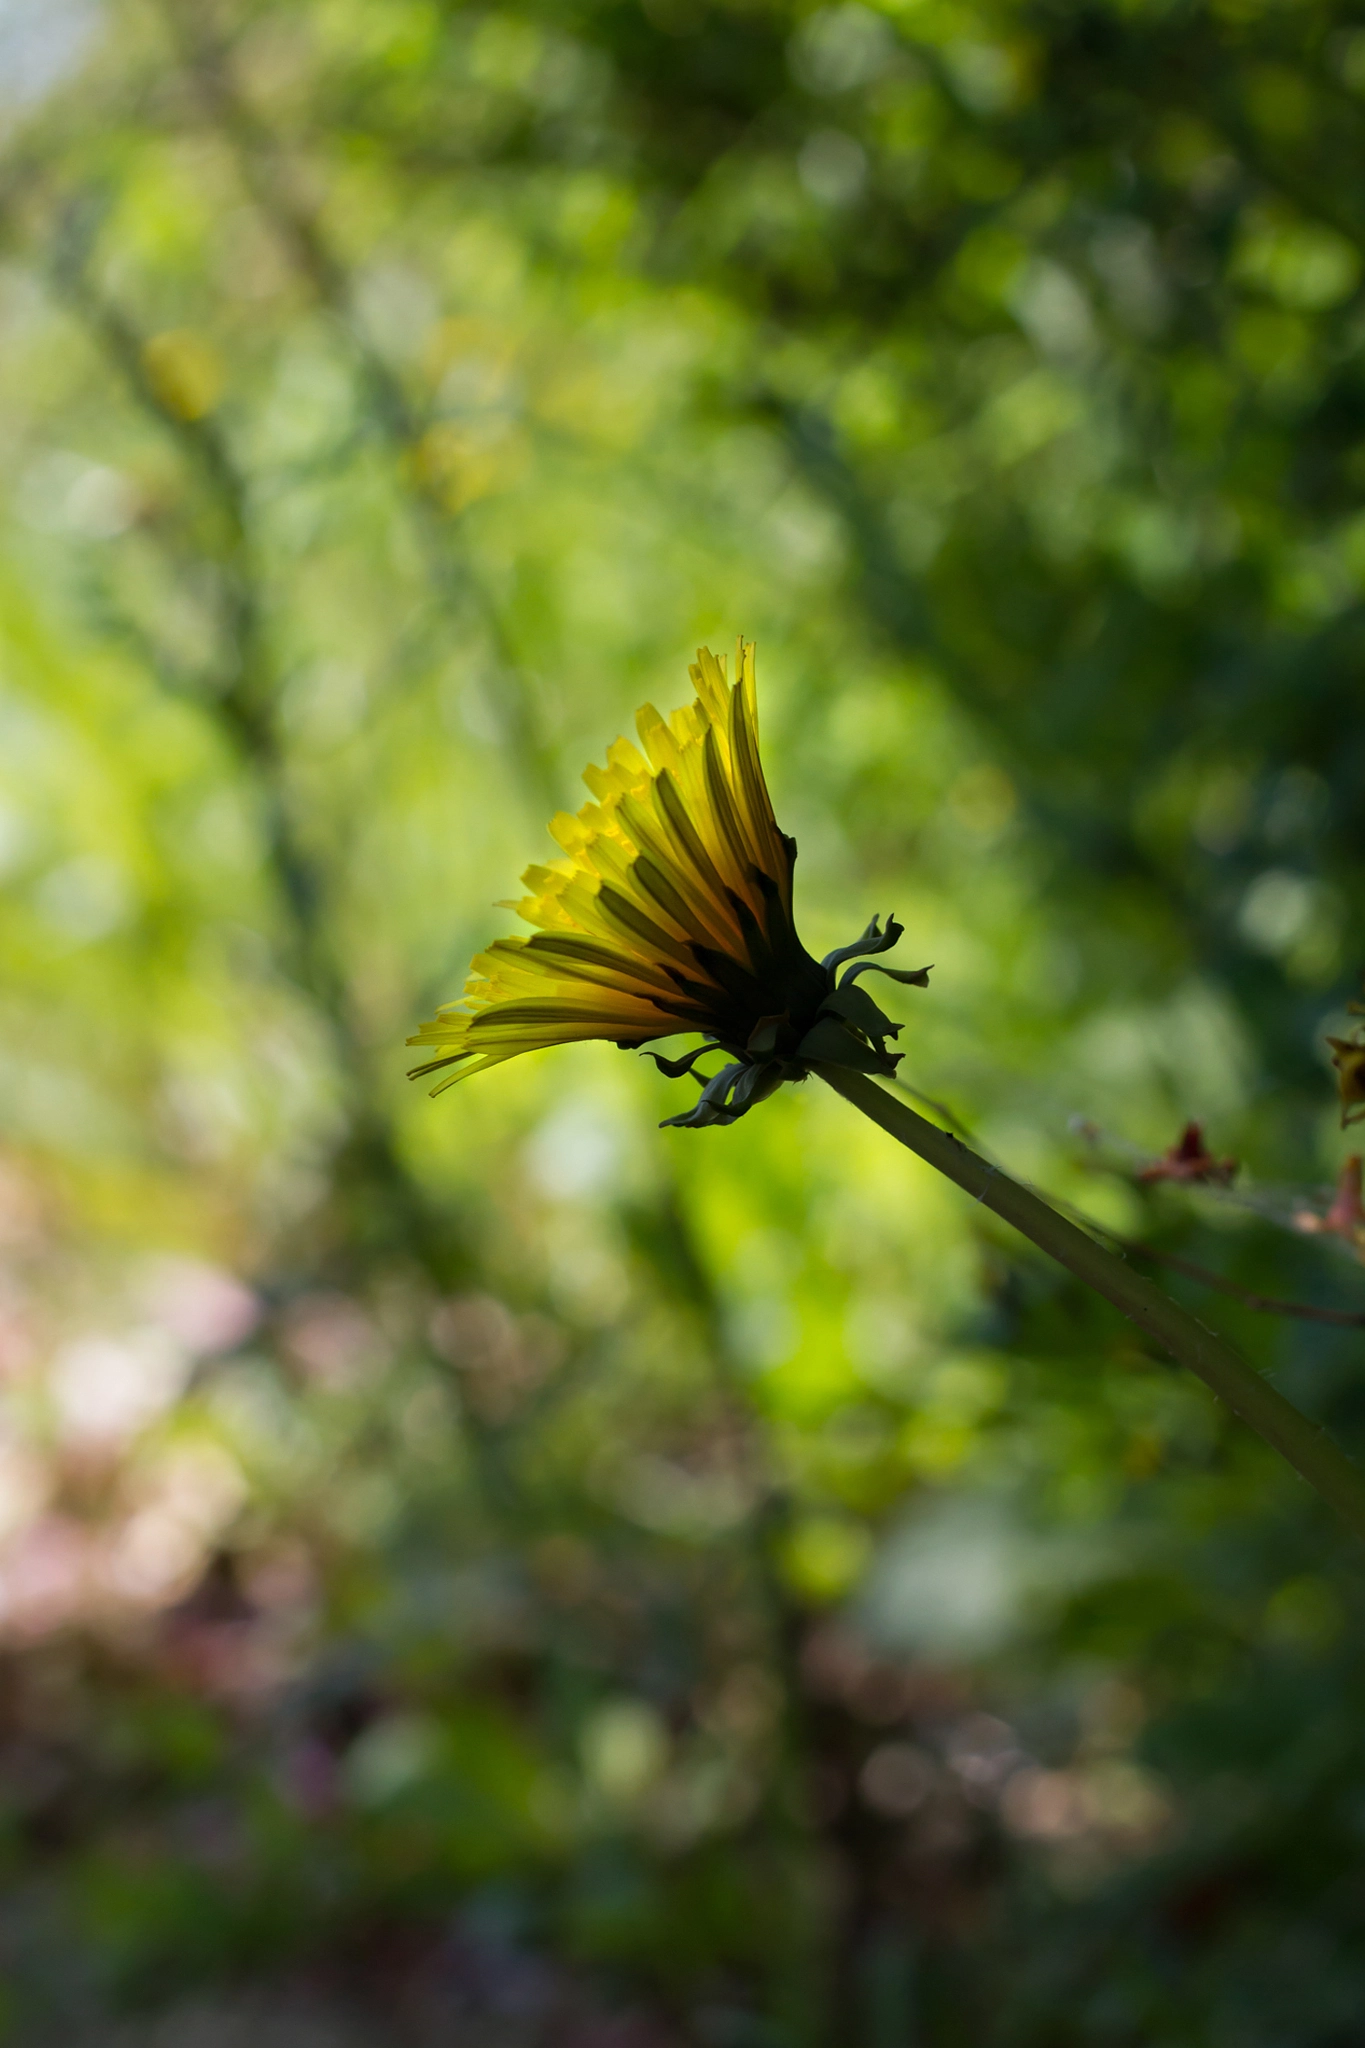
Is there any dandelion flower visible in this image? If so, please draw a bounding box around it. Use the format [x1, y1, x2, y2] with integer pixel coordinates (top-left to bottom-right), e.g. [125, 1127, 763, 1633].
[404, 644, 1365, 1537]
[408, 641, 930, 1127]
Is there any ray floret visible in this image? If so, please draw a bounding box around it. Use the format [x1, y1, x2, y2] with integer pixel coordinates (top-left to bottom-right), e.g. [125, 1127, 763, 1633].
[408, 641, 930, 1127]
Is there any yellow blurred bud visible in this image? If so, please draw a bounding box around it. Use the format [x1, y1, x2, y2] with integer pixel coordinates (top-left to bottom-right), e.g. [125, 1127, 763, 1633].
[141, 329, 225, 422]
[411, 420, 527, 512]
[778, 1515, 871, 1604]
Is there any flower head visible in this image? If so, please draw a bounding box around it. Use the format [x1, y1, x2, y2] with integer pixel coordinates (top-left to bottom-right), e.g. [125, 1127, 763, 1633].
[1327, 1032, 1365, 1129]
[408, 641, 930, 1127]
[1137, 1121, 1237, 1187]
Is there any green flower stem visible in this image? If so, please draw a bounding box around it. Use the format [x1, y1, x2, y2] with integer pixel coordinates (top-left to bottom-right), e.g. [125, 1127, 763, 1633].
[816, 1065, 1365, 1544]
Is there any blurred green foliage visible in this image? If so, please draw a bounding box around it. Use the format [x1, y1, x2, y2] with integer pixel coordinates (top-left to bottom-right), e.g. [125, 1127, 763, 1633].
[1, 0, 1365, 2039]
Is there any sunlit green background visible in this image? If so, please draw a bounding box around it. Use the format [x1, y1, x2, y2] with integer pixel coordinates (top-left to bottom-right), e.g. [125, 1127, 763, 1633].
[3, 0, 1365, 2038]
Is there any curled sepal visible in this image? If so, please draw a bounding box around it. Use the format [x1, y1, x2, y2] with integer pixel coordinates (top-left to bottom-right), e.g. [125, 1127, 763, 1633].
[746, 1014, 790, 1056]
[817, 982, 901, 1046]
[660, 1060, 746, 1128]
[643, 1042, 724, 1080]
[819, 914, 904, 976]
[839, 961, 932, 991]
[797, 1015, 900, 1076]
[660, 1058, 784, 1129]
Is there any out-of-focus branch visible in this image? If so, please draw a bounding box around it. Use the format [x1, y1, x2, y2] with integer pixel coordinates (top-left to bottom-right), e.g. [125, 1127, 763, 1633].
[150, 0, 561, 811]
[44, 200, 470, 1282]
[49, 206, 314, 945]
[1112, 1238, 1365, 1330]
[898, 1082, 1365, 1329]
[822, 1067, 1365, 1543]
